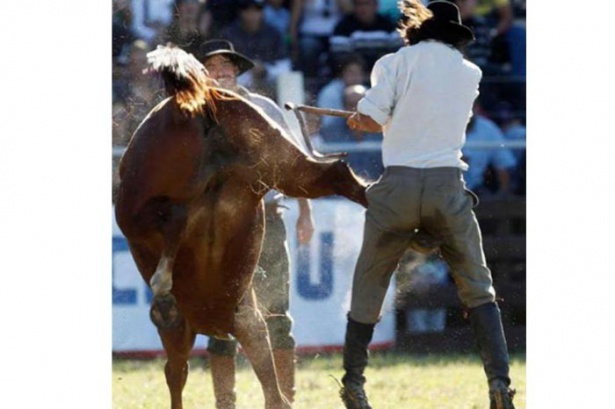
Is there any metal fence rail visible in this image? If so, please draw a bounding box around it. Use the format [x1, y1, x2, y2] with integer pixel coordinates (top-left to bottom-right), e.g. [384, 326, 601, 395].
[113, 140, 526, 158]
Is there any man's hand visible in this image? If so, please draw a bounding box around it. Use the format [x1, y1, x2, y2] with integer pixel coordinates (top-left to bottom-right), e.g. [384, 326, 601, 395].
[347, 112, 382, 133]
[296, 198, 314, 245]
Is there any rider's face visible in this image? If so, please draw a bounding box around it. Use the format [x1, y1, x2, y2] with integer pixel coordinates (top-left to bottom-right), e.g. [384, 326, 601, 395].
[204, 55, 239, 90]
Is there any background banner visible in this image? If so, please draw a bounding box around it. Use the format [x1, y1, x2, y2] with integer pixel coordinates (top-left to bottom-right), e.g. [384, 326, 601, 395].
[112, 198, 396, 355]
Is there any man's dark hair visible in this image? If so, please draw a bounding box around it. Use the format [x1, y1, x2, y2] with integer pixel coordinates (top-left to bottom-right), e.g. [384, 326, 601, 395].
[400, 17, 471, 50]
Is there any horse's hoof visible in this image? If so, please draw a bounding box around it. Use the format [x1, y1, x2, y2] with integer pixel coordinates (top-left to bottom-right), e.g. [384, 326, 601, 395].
[150, 293, 182, 330]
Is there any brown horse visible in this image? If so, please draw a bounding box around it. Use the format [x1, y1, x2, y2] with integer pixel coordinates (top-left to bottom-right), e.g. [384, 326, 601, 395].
[114, 45, 368, 409]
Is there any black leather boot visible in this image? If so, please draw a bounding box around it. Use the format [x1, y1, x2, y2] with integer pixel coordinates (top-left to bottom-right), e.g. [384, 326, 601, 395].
[469, 302, 516, 409]
[340, 316, 375, 409]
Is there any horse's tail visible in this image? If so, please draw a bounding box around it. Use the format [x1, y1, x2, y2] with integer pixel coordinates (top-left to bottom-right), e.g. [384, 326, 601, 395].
[146, 44, 217, 116]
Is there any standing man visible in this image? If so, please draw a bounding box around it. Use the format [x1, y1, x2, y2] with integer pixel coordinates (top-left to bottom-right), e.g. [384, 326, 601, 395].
[338, 2, 516, 409]
[195, 39, 314, 409]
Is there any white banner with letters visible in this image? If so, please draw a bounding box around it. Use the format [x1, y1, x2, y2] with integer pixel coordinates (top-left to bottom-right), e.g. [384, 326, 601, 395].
[112, 198, 396, 355]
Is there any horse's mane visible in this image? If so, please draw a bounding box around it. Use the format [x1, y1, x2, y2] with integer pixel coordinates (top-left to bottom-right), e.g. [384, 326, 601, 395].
[146, 44, 220, 116]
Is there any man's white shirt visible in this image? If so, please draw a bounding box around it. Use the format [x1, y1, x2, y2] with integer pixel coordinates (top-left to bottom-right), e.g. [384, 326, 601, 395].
[357, 40, 482, 170]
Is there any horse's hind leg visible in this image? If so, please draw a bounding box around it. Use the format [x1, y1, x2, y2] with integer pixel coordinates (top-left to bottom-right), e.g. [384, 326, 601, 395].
[275, 159, 368, 208]
[233, 289, 291, 409]
[149, 201, 188, 329]
[150, 256, 182, 330]
[158, 320, 196, 409]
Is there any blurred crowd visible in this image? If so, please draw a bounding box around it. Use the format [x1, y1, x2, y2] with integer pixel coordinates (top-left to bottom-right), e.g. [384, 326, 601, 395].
[113, 0, 526, 195]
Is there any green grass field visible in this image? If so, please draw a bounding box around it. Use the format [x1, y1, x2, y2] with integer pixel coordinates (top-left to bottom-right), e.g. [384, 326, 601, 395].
[113, 352, 525, 409]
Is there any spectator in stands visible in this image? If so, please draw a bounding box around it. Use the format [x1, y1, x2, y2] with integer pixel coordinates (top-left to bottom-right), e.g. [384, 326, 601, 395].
[289, 0, 353, 78]
[494, 101, 525, 194]
[164, 0, 207, 55]
[475, 0, 513, 37]
[463, 101, 517, 196]
[130, 0, 174, 45]
[206, 0, 241, 37]
[474, 0, 526, 79]
[220, 0, 290, 98]
[333, 0, 397, 37]
[510, 0, 525, 21]
[197, 3, 214, 40]
[264, 0, 292, 39]
[113, 0, 135, 101]
[494, 102, 525, 157]
[317, 53, 366, 129]
[113, 0, 134, 59]
[321, 85, 383, 180]
[332, 0, 398, 70]
[377, 0, 404, 24]
[321, 85, 370, 143]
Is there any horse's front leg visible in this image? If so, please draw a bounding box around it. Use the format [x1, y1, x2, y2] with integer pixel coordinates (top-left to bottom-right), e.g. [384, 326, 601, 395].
[159, 319, 196, 409]
[233, 289, 291, 409]
[149, 201, 188, 329]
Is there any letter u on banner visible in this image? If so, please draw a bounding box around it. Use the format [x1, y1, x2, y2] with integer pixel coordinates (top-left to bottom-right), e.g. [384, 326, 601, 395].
[296, 232, 334, 300]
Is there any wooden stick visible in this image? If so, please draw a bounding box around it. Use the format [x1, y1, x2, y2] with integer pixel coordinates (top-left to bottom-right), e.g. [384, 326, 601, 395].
[285, 102, 354, 118]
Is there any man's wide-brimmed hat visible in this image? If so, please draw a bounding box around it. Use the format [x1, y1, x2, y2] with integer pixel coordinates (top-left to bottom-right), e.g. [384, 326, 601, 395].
[195, 40, 255, 75]
[423, 1, 475, 43]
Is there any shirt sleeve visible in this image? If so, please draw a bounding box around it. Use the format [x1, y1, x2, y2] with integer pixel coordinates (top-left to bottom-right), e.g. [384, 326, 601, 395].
[357, 54, 399, 126]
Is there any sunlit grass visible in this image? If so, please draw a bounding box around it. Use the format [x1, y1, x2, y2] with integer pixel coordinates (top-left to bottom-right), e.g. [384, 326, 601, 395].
[113, 352, 525, 409]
